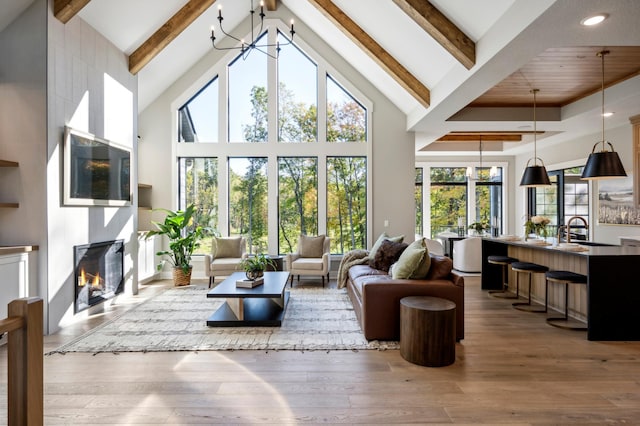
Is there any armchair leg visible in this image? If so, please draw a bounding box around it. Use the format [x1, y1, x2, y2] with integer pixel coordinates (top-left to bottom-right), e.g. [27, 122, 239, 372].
[208, 276, 214, 288]
[322, 276, 325, 287]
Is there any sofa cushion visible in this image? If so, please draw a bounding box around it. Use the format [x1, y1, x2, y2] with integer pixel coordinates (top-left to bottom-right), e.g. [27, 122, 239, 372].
[368, 232, 404, 260]
[291, 257, 324, 271]
[214, 237, 242, 258]
[390, 238, 431, 279]
[348, 264, 388, 282]
[425, 254, 453, 280]
[370, 239, 407, 272]
[299, 234, 325, 258]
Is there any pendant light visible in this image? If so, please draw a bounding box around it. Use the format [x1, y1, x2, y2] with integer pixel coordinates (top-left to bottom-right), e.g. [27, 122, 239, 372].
[581, 50, 627, 180]
[520, 89, 551, 187]
[466, 137, 498, 180]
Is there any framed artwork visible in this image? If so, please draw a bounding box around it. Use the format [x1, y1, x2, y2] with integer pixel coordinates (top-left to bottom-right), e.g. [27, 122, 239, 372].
[598, 174, 640, 225]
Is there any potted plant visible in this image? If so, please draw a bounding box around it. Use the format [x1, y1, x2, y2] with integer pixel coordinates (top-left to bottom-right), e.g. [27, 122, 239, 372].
[240, 253, 276, 281]
[468, 221, 489, 235]
[146, 204, 206, 286]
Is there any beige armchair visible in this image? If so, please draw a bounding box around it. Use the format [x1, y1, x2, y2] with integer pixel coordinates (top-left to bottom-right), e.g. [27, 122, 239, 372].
[204, 236, 248, 288]
[285, 235, 331, 287]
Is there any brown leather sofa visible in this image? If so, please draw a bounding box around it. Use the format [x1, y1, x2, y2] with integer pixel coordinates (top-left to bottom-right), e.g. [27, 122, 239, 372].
[346, 254, 464, 341]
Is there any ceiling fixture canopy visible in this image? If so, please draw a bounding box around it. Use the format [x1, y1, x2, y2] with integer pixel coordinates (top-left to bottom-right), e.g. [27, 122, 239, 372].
[210, 0, 295, 60]
[467, 137, 498, 180]
[581, 50, 627, 180]
[520, 89, 551, 187]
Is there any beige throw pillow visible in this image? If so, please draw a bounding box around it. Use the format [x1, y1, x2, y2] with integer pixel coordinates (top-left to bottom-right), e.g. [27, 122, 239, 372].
[214, 237, 242, 258]
[299, 235, 325, 258]
[391, 238, 431, 279]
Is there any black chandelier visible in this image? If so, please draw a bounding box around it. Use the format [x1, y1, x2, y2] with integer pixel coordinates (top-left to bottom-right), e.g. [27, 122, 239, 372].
[210, 0, 295, 60]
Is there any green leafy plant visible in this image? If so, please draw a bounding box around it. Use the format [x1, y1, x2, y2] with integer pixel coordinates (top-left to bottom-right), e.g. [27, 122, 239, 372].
[240, 253, 276, 273]
[146, 204, 209, 274]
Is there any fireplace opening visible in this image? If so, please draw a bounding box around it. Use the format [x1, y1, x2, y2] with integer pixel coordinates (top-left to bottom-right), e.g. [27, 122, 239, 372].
[74, 239, 124, 313]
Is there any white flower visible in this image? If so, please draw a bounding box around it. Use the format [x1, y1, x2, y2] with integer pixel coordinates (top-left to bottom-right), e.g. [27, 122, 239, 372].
[531, 215, 545, 224]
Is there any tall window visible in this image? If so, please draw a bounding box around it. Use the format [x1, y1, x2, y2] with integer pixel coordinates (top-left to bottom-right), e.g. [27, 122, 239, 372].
[175, 23, 370, 255]
[430, 167, 468, 238]
[415, 167, 423, 237]
[228, 157, 268, 253]
[529, 166, 589, 238]
[178, 78, 218, 142]
[177, 157, 218, 254]
[278, 157, 318, 253]
[228, 33, 268, 142]
[327, 157, 367, 253]
[327, 76, 366, 143]
[474, 167, 504, 233]
[278, 32, 317, 143]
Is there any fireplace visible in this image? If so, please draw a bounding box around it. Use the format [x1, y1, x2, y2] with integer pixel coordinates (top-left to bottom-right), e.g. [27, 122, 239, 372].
[74, 240, 124, 313]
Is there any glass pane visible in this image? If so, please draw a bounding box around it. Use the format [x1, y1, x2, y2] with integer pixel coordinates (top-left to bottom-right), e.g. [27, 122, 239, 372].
[228, 33, 268, 142]
[327, 157, 367, 253]
[178, 158, 219, 255]
[415, 168, 423, 237]
[430, 167, 467, 183]
[430, 184, 467, 238]
[178, 77, 218, 143]
[278, 33, 317, 143]
[326, 75, 366, 143]
[278, 157, 318, 254]
[228, 157, 268, 253]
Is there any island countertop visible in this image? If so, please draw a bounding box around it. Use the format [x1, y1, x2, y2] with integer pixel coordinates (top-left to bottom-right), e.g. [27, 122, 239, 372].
[482, 238, 640, 341]
[485, 237, 640, 257]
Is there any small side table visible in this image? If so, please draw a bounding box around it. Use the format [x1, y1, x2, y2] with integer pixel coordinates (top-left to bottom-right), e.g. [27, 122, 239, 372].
[400, 296, 456, 367]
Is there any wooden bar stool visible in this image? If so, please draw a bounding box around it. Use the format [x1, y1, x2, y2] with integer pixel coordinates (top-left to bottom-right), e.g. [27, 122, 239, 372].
[545, 270, 588, 330]
[487, 255, 519, 299]
[511, 261, 549, 312]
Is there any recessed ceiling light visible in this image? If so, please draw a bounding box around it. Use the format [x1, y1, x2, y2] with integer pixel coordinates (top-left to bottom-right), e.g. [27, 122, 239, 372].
[581, 14, 608, 26]
[603, 112, 614, 117]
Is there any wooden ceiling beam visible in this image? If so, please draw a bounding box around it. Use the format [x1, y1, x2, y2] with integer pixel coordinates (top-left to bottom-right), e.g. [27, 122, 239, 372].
[54, 0, 92, 24]
[307, 0, 430, 107]
[129, 0, 217, 75]
[393, 0, 475, 70]
[265, 0, 278, 11]
[437, 134, 522, 142]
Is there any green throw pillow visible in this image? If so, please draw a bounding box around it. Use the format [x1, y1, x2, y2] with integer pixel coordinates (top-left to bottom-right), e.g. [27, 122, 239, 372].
[391, 238, 431, 279]
[369, 232, 404, 260]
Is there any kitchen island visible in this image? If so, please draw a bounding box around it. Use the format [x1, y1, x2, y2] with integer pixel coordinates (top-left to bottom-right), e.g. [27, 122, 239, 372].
[482, 238, 640, 341]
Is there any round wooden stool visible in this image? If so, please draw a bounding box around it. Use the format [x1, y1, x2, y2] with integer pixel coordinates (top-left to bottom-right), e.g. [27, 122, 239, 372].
[400, 296, 456, 367]
[487, 255, 519, 298]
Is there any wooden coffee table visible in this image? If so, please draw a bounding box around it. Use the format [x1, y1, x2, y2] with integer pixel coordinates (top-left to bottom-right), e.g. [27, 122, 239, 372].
[206, 271, 290, 327]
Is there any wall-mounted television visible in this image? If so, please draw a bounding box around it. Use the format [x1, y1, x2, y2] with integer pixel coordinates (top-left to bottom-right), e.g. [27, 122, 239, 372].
[63, 127, 132, 206]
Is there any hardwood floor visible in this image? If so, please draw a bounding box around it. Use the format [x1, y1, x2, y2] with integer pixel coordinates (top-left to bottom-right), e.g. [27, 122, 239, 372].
[2, 276, 640, 424]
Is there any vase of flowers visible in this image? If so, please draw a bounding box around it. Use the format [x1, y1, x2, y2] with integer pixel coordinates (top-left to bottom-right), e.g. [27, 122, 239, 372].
[468, 221, 490, 236]
[524, 215, 551, 240]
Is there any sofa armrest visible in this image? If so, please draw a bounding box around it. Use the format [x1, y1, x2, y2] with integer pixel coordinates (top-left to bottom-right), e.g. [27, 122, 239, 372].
[450, 271, 465, 288]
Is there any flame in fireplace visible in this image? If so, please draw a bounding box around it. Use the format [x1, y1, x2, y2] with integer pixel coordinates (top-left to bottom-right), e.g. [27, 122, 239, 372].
[77, 268, 102, 288]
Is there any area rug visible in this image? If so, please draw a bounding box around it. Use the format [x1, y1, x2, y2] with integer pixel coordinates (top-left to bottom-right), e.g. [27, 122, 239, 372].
[48, 285, 399, 354]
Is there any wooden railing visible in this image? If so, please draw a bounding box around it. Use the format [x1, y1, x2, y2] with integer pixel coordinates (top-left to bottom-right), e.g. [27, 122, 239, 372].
[0, 298, 43, 426]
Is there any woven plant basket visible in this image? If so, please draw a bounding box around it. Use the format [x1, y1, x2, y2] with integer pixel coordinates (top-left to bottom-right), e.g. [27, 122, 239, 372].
[172, 266, 192, 286]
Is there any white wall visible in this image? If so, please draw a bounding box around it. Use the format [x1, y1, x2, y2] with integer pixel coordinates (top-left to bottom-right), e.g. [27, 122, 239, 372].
[44, 2, 138, 334]
[0, 0, 49, 328]
[514, 123, 638, 244]
[139, 5, 415, 278]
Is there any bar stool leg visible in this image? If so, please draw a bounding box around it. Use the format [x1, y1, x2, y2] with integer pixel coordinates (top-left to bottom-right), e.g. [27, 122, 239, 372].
[513, 271, 546, 313]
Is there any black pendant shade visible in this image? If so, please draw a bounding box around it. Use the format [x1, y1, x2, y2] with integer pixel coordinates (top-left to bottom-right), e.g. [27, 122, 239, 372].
[520, 164, 552, 187]
[581, 50, 627, 180]
[581, 142, 627, 179]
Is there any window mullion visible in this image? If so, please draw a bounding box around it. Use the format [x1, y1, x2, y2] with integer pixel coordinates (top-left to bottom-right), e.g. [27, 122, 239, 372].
[317, 67, 328, 143]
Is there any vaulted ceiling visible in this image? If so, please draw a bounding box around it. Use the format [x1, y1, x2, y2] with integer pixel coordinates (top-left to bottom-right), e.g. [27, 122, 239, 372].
[3, 0, 640, 156]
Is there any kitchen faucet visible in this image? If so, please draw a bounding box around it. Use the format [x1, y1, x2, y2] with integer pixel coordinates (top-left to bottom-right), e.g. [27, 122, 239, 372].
[566, 216, 588, 243]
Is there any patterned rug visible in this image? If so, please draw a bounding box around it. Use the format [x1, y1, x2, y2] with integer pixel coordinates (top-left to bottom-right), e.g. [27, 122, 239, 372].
[48, 285, 399, 354]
